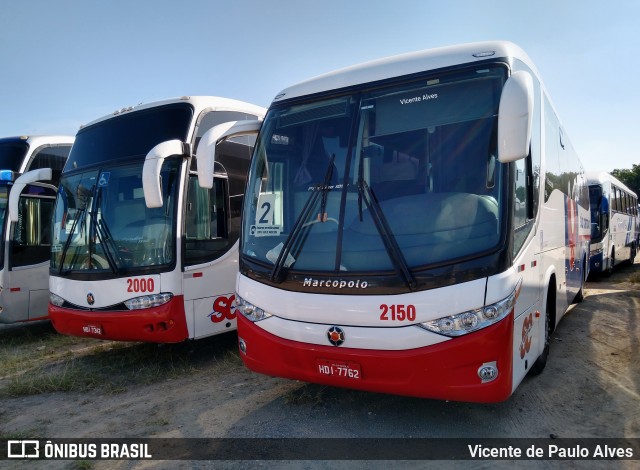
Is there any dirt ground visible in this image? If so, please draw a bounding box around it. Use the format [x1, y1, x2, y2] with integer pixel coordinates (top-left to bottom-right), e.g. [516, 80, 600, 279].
[1, 261, 639, 469]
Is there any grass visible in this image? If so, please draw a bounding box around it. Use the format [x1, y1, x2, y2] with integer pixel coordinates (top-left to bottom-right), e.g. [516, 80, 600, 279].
[0, 428, 41, 439]
[0, 321, 242, 397]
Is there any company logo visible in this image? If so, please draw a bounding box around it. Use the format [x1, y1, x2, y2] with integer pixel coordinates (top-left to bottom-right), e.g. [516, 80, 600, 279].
[86, 293, 95, 306]
[327, 326, 345, 346]
[208, 294, 237, 323]
[7, 440, 39, 458]
[303, 278, 368, 289]
[519, 313, 533, 359]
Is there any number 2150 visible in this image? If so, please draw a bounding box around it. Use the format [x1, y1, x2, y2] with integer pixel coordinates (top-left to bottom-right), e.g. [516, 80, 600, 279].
[379, 304, 416, 321]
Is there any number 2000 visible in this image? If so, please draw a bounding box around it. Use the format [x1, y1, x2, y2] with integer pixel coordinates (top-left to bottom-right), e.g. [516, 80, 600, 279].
[379, 304, 416, 321]
[127, 278, 155, 293]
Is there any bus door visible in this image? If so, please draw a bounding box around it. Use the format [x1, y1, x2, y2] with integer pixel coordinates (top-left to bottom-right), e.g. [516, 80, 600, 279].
[6, 183, 57, 321]
[183, 173, 237, 339]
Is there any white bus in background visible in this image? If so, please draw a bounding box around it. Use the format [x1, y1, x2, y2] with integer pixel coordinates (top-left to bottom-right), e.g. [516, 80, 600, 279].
[586, 171, 638, 276]
[0, 135, 74, 323]
[48, 96, 265, 342]
[200, 41, 590, 402]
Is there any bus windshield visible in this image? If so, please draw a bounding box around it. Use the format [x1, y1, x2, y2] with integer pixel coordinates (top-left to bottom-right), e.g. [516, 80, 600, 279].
[242, 67, 506, 279]
[51, 104, 191, 275]
[52, 160, 180, 273]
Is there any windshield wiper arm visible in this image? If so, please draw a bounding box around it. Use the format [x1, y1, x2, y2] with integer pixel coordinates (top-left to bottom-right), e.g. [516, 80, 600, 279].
[93, 185, 124, 273]
[269, 154, 336, 283]
[59, 180, 101, 274]
[357, 177, 417, 291]
[87, 211, 122, 274]
[58, 207, 88, 275]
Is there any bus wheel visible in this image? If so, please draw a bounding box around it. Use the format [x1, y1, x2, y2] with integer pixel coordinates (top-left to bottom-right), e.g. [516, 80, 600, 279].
[573, 255, 587, 303]
[529, 288, 553, 376]
[630, 244, 636, 265]
[604, 250, 615, 277]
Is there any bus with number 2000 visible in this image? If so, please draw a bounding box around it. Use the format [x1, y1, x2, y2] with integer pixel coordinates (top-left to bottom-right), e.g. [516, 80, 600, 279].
[198, 41, 590, 402]
[48, 96, 265, 342]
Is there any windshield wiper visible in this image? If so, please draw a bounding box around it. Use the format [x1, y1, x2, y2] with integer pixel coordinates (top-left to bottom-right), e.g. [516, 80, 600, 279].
[92, 185, 124, 273]
[269, 154, 336, 283]
[357, 154, 417, 291]
[58, 181, 95, 274]
[87, 211, 122, 274]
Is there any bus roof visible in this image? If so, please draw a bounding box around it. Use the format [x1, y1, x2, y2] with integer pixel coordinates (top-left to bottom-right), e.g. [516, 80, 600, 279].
[585, 171, 637, 197]
[80, 96, 266, 130]
[0, 135, 75, 147]
[272, 41, 539, 103]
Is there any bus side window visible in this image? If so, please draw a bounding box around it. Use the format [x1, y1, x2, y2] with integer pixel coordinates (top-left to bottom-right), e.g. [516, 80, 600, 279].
[10, 191, 55, 268]
[25, 145, 72, 184]
[184, 175, 231, 265]
[513, 156, 533, 256]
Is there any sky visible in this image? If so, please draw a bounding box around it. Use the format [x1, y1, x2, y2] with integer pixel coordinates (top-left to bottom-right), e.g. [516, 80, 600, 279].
[1, 0, 638, 173]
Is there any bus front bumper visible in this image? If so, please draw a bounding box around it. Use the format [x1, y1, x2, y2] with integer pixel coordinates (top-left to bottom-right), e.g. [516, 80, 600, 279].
[49, 295, 189, 343]
[237, 312, 515, 403]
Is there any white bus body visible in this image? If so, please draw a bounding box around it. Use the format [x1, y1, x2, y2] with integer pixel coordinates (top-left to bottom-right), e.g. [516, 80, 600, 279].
[48, 97, 265, 342]
[586, 171, 638, 275]
[0, 135, 74, 323]
[206, 42, 590, 402]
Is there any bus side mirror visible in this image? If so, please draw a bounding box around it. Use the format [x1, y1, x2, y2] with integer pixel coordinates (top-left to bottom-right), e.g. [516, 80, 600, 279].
[142, 140, 190, 208]
[195, 119, 263, 189]
[8, 168, 52, 222]
[497, 71, 534, 163]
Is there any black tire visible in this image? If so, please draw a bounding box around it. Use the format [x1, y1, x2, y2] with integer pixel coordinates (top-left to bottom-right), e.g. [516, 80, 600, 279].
[604, 250, 615, 277]
[573, 255, 587, 304]
[529, 290, 552, 376]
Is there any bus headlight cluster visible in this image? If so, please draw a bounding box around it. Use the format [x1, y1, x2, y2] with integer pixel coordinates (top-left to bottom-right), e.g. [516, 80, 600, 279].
[236, 295, 272, 322]
[124, 293, 173, 310]
[50, 292, 65, 307]
[417, 287, 517, 337]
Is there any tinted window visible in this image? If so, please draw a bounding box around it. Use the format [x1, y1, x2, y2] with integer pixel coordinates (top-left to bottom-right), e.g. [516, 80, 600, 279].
[26, 145, 72, 184]
[11, 185, 57, 268]
[184, 175, 232, 265]
[66, 103, 193, 171]
[0, 141, 29, 171]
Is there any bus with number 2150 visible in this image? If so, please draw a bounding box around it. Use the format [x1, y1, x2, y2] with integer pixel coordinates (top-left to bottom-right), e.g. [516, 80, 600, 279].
[199, 41, 590, 402]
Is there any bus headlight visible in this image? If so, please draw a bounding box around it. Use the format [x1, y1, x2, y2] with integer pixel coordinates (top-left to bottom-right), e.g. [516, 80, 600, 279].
[50, 292, 65, 307]
[416, 286, 517, 337]
[236, 295, 272, 322]
[124, 293, 173, 310]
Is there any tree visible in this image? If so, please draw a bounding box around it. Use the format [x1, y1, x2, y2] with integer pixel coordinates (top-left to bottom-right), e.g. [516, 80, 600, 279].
[611, 164, 640, 197]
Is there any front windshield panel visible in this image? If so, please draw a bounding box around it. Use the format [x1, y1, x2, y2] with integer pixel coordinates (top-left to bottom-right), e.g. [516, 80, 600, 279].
[51, 159, 180, 274]
[0, 141, 29, 171]
[242, 66, 506, 279]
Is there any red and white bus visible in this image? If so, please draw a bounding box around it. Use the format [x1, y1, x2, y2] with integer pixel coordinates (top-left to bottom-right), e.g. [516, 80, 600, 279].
[48, 96, 265, 342]
[202, 41, 591, 402]
[0, 135, 73, 323]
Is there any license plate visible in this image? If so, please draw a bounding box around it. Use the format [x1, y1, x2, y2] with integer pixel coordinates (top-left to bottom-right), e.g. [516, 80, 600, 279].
[82, 324, 103, 335]
[316, 359, 361, 379]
